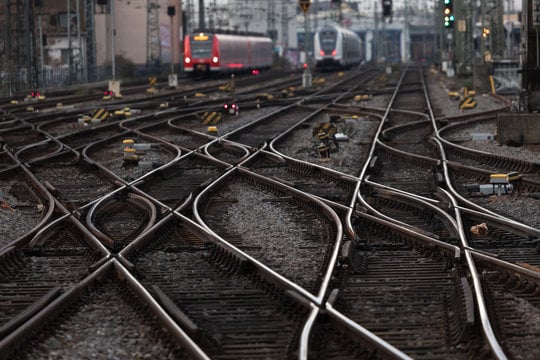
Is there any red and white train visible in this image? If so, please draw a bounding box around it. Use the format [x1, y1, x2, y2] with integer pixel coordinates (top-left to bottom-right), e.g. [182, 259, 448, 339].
[183, 32, 273, 77]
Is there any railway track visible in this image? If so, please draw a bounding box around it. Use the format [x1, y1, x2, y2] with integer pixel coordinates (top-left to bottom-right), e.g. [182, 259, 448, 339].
[0, 65, 538, 359]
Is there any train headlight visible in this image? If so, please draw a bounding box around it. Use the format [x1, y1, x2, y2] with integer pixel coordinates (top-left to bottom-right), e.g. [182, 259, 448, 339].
[212, 56, 219, 63]
[185, 57, 191, 64]
[319, 50, 324, 56]
[332, 49, 337, 56]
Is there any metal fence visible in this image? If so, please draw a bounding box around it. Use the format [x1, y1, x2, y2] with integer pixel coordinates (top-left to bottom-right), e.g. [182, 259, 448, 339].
[0, 65, 116, 97]
[1, 62, 166, 97]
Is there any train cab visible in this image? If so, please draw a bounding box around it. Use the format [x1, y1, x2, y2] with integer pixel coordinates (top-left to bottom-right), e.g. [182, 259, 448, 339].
[184, 32, 215, 75]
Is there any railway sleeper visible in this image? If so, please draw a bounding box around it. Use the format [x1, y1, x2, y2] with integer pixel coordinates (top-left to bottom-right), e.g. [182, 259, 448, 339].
[0, 286, 62, 338]
[0, 246, 25, 277]
[151, 284, 199, 336]
[207, 244, 249, 275]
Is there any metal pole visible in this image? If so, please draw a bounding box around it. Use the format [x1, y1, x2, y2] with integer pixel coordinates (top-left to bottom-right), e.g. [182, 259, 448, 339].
[68, 0, 72, 84]
[374, 0, 379, 62]
[302, 11, 311, 87]
[111, 0, 116, 79]
[170, 14, 174, 74]
[76, 0, 83, 81]
[38, 13, 44, 87]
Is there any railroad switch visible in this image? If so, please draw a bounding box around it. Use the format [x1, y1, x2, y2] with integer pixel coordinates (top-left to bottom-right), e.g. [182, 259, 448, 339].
[470, 223, 488, 237]
[219, 83, 232, 92]
[460, 96, 477, 110]
[354, 94, 372, 102]
[123, 147, 139, 162]
[122, 139, 139, 163]
[113, 107, 133, 119]
[318, 143, 330, 159]
[90, 108, 110, 123]
[449, 87, 477, 110]
[447, 91, 460, 100]
[207, 126, 219, 137]
[147, 77, 158, 93]
[313, 120, 344, 155]
[201, 112, 222, 125]
[255, 93, 274, 101]
[77, 115, 92, 125]
[489, 172, 522, 195]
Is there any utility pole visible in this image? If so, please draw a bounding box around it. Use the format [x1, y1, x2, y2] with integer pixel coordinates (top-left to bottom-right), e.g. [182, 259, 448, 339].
[186, 0, 193, 34]
[36, 1, 45, 88]
[147, 0, 161, 71]
[374, 0, 380, 63]
[199, 0, 205, 30]
[282, 0, 289, 61]
[85, 0, 97, 82]
[67, 0, 82, 84]
[111, 0, 116, 80]
[167, 3, 178, 88]
[454, 0, 473, 75]
[1, 1, 37, 94]
[299, 0, 312, 87]
[313, 0, 318, 33]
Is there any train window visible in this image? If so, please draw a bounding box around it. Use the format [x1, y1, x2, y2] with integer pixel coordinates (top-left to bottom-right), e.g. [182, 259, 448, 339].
[190, 36, 212, 59]
[320, 30, 337, 52]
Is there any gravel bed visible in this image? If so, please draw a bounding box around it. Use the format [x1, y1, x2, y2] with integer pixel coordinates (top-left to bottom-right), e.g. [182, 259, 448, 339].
[428, 71, 539, 163]
[169, 106, 281, 136]
[18, 280, 183, 360]
[426, 70, 506, 117]
[442, 120, 540, 163]
[472, 194, 540, 229]
[86, 138, 177, 182]
[0, 182, 44, 248]
[209, 176, 330, 291]
[459, 139, 540, 164]
[276, 114, 380, 176]
[427, 70, 539, 229]
[217, 106, 282, 135]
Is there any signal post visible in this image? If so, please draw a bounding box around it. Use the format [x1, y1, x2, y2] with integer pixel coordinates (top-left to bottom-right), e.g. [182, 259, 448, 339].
[299, 0, 312, 87]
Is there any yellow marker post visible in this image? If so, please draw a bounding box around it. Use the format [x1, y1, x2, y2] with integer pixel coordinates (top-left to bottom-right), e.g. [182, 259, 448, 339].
[489, 75, 496, 94]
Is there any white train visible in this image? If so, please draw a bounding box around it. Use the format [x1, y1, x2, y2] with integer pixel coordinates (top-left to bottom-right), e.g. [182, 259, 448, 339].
[313, 24, 363, 71]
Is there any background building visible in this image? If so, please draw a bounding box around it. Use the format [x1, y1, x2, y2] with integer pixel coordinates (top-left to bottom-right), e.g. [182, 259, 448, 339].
[0, 0, 523, 96]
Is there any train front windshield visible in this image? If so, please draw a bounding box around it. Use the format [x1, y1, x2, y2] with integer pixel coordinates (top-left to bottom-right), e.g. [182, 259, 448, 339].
[190, 34, 214, 59]
[319, 29, 337, 53]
